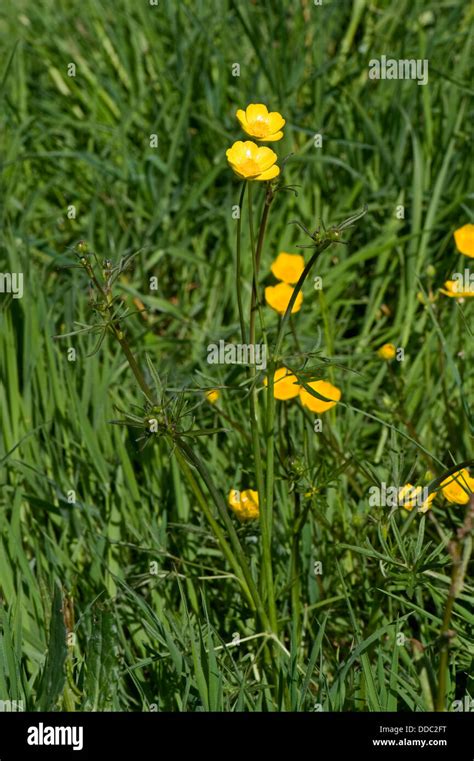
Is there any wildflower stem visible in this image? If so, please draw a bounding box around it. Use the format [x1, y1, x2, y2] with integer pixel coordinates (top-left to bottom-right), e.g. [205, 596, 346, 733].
[247, 183, 266, 539]
[173, 445, 257, 612]
[268, 231, 346, 639]
[273, 241, 331, 361]
[248, 182, 278, 633]
[81, 256, 155, 404]
[80, 248, 273, 636]
[175, 436, 271, 631]
[435, 496, 474, 710]
[109, 304, 269, 626]
[290, 491, 302, 634]
[236, 182, 247, 344]
[263, 241, 331, 638]
[113, 328, 155, 404]
[248, 183, 270, 349]
[263, 360, 277, 628]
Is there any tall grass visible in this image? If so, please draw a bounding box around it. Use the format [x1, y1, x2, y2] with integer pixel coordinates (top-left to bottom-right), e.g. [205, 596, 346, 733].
[0, 0, 472, 711]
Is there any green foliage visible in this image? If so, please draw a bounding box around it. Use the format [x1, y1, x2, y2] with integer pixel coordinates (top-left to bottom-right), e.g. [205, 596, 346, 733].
[0, 0, 472, 712]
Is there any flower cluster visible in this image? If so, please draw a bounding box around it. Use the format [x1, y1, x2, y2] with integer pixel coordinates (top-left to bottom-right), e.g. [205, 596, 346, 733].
[265, 252, 305, 315]
[399, 484, 435, 514]
[266, 368, 341, 413]
[226, 103, 285, 181]
[399, 467, 474, 516]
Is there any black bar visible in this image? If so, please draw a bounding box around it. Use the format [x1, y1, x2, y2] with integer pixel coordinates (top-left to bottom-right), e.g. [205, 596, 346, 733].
[0, 711, 472, 759]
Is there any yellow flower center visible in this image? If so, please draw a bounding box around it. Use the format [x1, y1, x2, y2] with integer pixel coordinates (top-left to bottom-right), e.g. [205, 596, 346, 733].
[240, 158, 261, 175]
[249, 117, 269, 137]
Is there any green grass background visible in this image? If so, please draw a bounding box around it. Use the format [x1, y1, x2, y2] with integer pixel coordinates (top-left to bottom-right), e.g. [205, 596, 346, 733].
[0, 0, 473, 711]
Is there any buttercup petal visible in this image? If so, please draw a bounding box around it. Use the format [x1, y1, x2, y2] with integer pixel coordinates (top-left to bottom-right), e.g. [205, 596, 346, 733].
[271, 367, 300, 400]
[454, 224, 474, 257]
[299, 380, 341, 413]
[235, 109, 249, 130]
[265, 282, 303, 313]
[246, 103, 269, 122]
[441, 469, 474, 504]
[267, 112, 286, 133]
[228, 488, 259, 521]
[254, 146, 278, 171]
[271, 253, 305, 284]
[254, 164, 280, 181]
[226, 141, 248, 162]
[260, 131, 284, 142]
[439, 280, 474, 298]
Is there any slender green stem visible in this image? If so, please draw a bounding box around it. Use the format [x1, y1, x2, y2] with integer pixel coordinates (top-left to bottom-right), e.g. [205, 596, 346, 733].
[435, 588, 456, 712]
[247, 182, 265, 506]
[114, 329, 155, 403]
[104, 287, 269, 626]
[253, 188, 272, 341]
[262, 238, 331, 636]
[247, 182, 278, 632]
[272, 240, 331, 361]
[248, 182, 270, 346]
[264, 359, 277, 624]
[290, 490, 302, 636]
[260, 187, 277, 580]
[175, 435, 271, 631]
[289, 314, 302, 353]
[173, 446, 256, 611]
[236, 182, 247, 344]
[85, 252, 274, 638]
[435, 500, 473, 710]
[247, 182, 259, 348]
[84, 258, 155, 404]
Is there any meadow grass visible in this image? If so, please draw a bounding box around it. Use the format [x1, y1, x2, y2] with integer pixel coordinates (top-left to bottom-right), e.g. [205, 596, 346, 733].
[0, 0, 473, 712]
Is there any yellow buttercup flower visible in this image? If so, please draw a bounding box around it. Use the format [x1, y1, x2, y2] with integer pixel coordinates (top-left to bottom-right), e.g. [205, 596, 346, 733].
[454, 224, 474, 258]
[226, 140, 280, 181]
[205, 389, 220, 404]
[265, 282, 303, 314]
[440, 468, 474, 504]
[398, 483, 435, 514]
[264, 367, 300, 400]
[228, 488, 259, 521]
[236, 104, 285, 142]
[270, 253, 305, 284]
[439, 280, 474, 298]
[378, 343, 397, 360]
[299, 380, 341, 413]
